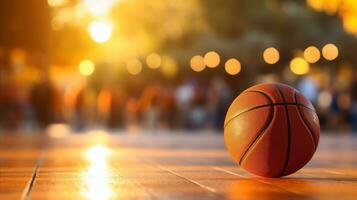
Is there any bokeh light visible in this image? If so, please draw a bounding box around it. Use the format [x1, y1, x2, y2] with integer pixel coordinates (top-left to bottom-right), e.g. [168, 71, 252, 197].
[48, 0, 68, 7]
[190, 55, 205, 72]
[290, 57, 310, 75]
[263, 47, 280, 64]
[225, 58, 241, 75]
[88, 20, 112, 43]
[50, 7, 73, 31]
[337, 93, 351, 110]
[204, 51, 220, 68]
[304, 46, 321, 63]
[322, 43, 339, 61]
[318, 90, 333, 109]
[83, 0, 118, 17]
[146, 53, 162, 69]
[126, 59, 143, 75]
[342, 14, 357, 35]
[307, 0, 357, 36]
[79, 59, 95, 76]
[161, 56, 178, 78]
[46, 124, 71, 138]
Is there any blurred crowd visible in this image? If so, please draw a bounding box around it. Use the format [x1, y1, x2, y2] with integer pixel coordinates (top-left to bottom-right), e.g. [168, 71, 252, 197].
[1, 69, 357, 134]
[0, 72, 234, 132]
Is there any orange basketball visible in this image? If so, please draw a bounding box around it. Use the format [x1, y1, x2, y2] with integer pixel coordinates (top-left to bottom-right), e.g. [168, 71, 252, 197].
[224, 83, 320, 177]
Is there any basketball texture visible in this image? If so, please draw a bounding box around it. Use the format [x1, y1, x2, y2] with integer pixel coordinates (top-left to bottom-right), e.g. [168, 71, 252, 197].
[224, 83, 320, 177]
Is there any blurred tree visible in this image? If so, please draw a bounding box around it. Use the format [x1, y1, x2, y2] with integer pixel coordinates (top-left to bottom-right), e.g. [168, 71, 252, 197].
[35, 0, 357, 84]
[0, 0, 50, 68]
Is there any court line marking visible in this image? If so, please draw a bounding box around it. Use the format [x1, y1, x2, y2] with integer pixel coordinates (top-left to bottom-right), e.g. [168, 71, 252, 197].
[156, 164, 217, 193]
[212, 166, 304, 195]
[141, 159, 217, 193]
[323, 169, 345, 175]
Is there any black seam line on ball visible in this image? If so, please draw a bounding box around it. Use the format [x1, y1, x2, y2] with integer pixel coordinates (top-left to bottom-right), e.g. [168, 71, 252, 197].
[244, 90, 315, 111]
[224, 102, 314, 128]
[294, 91, 317, 149]
[238, 90, 274, 165]
[275, 85, 291, 177]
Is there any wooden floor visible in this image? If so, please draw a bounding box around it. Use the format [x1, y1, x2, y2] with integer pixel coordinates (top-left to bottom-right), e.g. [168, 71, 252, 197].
[1, 130, 357, 200]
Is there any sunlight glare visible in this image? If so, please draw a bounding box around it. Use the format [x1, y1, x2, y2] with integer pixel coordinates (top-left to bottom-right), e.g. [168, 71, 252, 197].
[83, 0, 118, 17]
[88, 21, 112, 43]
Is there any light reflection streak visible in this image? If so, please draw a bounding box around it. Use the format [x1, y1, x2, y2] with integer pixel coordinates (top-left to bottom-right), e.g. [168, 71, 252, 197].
[82, 145, 112, 200]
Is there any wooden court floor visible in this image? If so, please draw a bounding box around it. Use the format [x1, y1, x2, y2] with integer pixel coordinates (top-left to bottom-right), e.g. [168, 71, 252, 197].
[1, 131, 357, 200]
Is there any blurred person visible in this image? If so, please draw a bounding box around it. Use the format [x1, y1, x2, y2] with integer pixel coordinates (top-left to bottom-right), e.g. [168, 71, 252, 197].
[187, 84, 208, 130]
[123, 77, 145, 131]
[30, 72, 61, 129]
[297, 75, 318, 104]
[72, 85, 96, 131]
[143, 97, 159, 130]
[157, 86, 178, 129]
[0, 72, 23, 129]
[206, 77, 233, 130]
[175, 77, 196, 128]
[328, 88, 344, 131]
[315, 89, 333, 129]
[97, 87, 112, 125]
[140, 84, 160, 130]
[125, 97, 141, 131]
[351, 74, 357, 133]
[107, 87, 125, 129]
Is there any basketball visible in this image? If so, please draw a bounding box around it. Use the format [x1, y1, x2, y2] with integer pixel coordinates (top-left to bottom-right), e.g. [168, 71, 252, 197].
[224, 83, 320, 177]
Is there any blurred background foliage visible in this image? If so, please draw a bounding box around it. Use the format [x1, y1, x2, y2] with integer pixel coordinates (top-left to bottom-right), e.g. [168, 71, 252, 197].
[1, 0, 357, 131]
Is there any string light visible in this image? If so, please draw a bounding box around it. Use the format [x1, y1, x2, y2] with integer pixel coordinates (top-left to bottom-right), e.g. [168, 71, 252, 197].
[190, 55, 205, 72]
[290, 57, 310, 75]
[263, 47, 280, 64]
[322, 43, 338, 61]
[88, 20, 112, 43]
[304, 46, 321, 63]
[146, 53, 161, 69]
[225, 58, 241, 75]
[126, 59, 142, 75]
[204, 51, 220, 68]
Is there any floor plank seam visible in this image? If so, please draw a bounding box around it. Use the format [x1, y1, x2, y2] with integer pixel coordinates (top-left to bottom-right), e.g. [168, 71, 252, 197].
[20, 148, 46, 200]
[141, 158, 218, 194]
[212, 166, 303, 195]
[111, 168, 159, 200]
[157, 164, 217, 193]
[21, 164, 40, 200]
